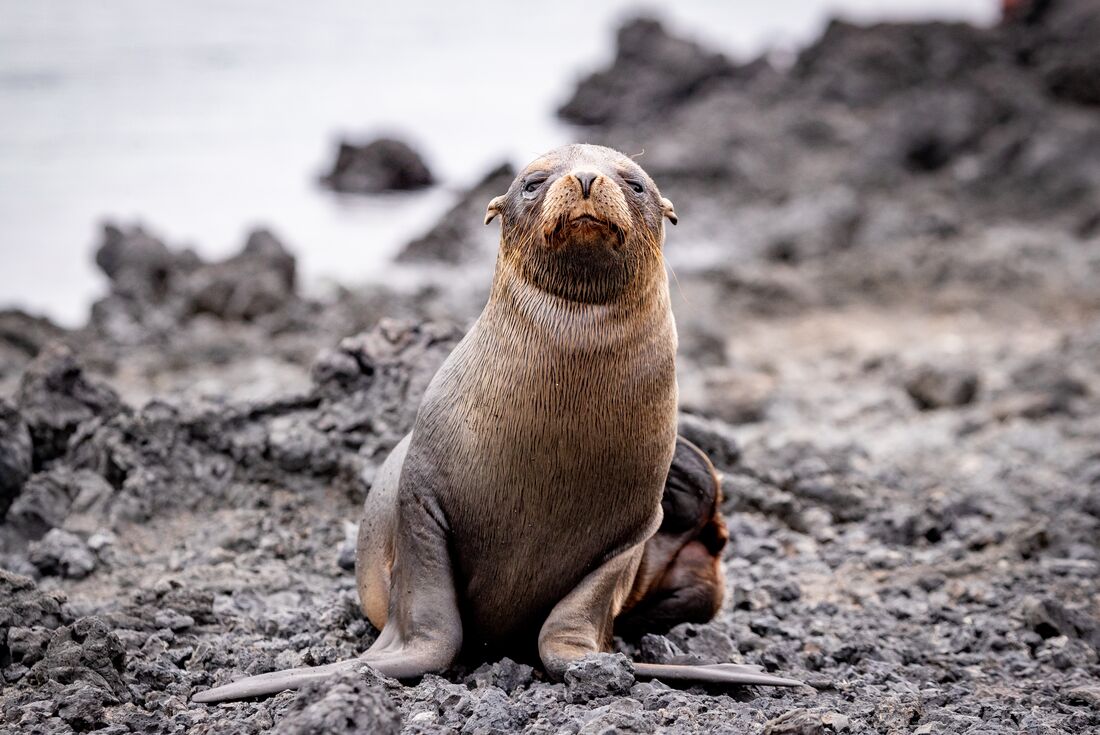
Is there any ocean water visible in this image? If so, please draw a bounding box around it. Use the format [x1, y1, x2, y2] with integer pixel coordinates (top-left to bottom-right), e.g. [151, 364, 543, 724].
[0, 0, 996, 325]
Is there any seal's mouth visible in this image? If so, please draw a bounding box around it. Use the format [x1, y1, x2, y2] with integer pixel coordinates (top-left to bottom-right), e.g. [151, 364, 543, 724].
[548, 212, 627, 248]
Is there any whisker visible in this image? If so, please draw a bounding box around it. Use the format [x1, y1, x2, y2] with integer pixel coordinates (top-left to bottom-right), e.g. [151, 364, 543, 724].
[665, 256, 688, 306]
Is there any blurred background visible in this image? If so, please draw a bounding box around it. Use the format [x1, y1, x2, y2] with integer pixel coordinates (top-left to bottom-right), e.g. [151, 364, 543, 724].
[1, 0, 996, 325]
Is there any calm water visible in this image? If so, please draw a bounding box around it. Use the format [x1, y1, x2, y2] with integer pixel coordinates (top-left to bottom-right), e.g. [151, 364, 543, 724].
[0, 0, 995, 325]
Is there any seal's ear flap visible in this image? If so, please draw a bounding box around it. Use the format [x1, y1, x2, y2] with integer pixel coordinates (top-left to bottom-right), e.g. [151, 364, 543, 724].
[484, 195, 506, 225]
[660, 197, 678, 225]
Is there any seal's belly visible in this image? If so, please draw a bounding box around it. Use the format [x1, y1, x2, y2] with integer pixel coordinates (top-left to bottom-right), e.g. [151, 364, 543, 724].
[441, 403, 673, 648]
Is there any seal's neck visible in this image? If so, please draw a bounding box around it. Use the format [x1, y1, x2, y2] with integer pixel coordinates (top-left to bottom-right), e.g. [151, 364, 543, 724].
[498, 236, 664, 299]
[484, 252, 672, 354]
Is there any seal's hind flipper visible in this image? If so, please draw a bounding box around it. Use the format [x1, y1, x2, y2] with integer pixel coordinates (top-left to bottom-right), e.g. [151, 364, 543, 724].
[618, 436, 728, 636]
[634, 662, 805, 688]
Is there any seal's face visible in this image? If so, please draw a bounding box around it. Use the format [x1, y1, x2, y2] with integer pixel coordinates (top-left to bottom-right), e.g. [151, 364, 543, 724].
[485, 144, 677, 303]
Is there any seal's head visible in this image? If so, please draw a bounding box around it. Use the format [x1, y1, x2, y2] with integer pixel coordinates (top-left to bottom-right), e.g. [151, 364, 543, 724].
[485, 144, 677, 303]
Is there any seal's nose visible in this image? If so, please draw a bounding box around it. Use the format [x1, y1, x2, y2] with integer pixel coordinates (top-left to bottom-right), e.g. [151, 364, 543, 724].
[574, 171, 599, 199]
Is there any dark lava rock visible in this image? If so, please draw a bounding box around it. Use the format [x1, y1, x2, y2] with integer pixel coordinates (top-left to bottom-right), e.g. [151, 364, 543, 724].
[1063, 684, 1100, 708]
[683, 368, 777, 425]
[1009, 0, 1100, 106]
[337, 521, 358, 571]
[27, 529, 97, 579]
[91, 223, 306, 344]
[761, 187, 865, 262]
[744, 442, 875, 524]
[5, 468, 112, 540]
[904, 364, 980, 410]
[677, 412, 741, 470]
[66, 400, 236, 526]
[1001, 353, 1091, 417]
[90, 223, 197, 343]
[94, 223, 189, 304]
[4, 318, 460, 545]
[971, 111, 1100, 215]
[764, 708, 852, 734]
[130, 578, 216, 629]
[882, 86, 1010, 173]
[187, 228, 298, 322]
[0, 308, 67, 359]
[0, 570, 71, 677]
[794, 19, 997, 106]
[0, 308, 68, 392]
[273, 665, 400, 735]
[7, 625, 54, 669]
[1023, 596, 1100, 651]
[1084, 482, 1100, 520]
[309, 318, 463, 479]
[563, 653, 634, 704]
[27, 616, 129, 701]
[57, 682, 115, 731]
[466, 657, 535, 694]
[0, 399, 32, 518]
[321, 137, 434, 194]
[558, 17, 738, 126]
[636, 633, 681, 664]
[451, 685, 527, 733]
[15, 343, 122, 469]
[397, 161, 515, 265]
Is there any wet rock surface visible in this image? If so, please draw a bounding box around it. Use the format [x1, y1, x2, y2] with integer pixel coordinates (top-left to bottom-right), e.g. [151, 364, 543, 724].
[321, 137, 435, 194]
[3, 6, 1100, 734]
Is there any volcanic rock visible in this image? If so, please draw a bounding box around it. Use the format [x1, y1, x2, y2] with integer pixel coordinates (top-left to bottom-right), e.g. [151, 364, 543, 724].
[321, 137, 434, 194]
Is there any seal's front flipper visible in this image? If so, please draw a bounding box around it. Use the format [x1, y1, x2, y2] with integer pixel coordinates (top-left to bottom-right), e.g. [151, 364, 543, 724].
[634, 662, 804, 688]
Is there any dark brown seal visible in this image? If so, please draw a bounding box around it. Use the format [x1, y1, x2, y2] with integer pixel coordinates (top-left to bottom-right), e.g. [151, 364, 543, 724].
[193, 144, 801, 703]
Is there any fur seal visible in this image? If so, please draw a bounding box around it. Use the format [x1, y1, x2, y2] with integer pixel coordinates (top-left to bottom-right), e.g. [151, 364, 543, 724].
[194, 144, 802, 703]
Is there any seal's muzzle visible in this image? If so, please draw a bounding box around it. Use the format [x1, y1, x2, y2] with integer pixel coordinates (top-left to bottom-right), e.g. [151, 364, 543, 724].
[541, 169, 632, 250]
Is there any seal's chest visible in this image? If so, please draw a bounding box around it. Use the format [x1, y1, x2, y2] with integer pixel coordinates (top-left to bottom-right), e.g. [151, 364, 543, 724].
[436, 321, 677, 527]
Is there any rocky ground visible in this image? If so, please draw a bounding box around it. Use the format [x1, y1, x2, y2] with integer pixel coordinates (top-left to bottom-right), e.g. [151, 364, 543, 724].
[2, 2, 1100, 733]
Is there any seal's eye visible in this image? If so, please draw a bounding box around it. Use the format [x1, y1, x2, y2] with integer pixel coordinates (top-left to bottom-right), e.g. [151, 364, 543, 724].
[624, 178, 645, 195]
[521, 175, 548, 200]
